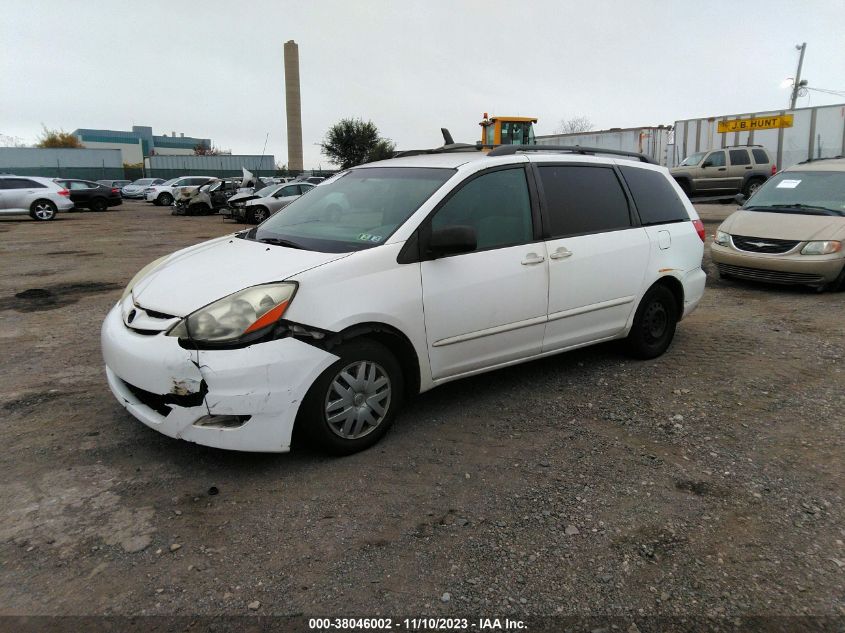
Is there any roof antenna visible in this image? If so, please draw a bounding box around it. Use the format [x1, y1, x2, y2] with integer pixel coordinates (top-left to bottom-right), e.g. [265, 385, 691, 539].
[441, 128, 454, 146]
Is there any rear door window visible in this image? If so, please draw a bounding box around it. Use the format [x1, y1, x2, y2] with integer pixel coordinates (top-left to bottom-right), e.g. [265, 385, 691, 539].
[538, 165, 631, 237]
[4, 178, 45, 189]
[729, 149, 751, 166]
[619, 165, 689, 226]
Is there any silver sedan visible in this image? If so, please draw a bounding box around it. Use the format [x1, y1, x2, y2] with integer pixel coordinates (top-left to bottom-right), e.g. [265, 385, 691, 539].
[242, 182, 315, 223]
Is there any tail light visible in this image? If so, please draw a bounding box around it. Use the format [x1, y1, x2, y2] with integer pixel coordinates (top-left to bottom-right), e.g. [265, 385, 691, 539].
[111, 188, 119, 194]
[692, 219, 706, 242]
[57, 189, 70, 197]
[771, 164, 777, 176]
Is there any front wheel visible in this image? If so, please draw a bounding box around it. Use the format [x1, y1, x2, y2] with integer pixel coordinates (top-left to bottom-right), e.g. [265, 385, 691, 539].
[296, 339, 403, 455]
[625, 285, 678, 359]
[30, 200, 57, 221]
[90, 197, 108, 212]
[248, 206, 270, 224]
[157, 192, 173, 206]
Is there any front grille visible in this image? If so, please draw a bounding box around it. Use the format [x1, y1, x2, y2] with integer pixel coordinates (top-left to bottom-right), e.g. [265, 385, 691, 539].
[122, 379, 207, 416]
[717, 263, 824, 285]
[731, 234, 800, 254]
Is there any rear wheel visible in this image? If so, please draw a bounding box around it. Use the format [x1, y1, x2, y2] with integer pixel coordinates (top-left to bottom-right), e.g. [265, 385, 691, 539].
[625, 285, 678, 359]
[90, 197, 108, 212]
[29, 200, 57, 221]
[157, 192, 173, 206]
[742, 178, 764, 198]
[296, 339, 403, 455]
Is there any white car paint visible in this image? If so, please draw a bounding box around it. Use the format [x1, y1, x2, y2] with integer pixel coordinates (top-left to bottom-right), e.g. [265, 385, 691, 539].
[102, 150, 706, 452]
[144, 176, 214, 203]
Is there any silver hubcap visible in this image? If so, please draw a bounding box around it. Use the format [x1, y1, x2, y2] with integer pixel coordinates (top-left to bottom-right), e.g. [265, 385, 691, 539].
[324, 361, 391, 440]
[34, 204, 53, 219]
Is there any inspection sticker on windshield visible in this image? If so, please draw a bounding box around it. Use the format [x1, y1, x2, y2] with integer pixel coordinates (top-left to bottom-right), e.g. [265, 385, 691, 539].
[357, 233, 383, 242]
[777, 179, 802, 189]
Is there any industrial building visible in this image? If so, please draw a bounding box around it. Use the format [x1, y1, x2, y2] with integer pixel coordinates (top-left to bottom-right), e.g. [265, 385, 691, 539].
[72, 125, 212, 164]
[0, 147, 123, 179]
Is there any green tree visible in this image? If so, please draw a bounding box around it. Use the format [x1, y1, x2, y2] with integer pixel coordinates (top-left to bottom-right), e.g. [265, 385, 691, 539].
[36, 126, 83, 148]
[366, 138, 396, 163]
[320, 118, 394, 169]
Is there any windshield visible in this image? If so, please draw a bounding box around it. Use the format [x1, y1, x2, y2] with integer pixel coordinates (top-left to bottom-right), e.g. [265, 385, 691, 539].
[254, 185, 279, 197]
[680, 152, 706, 167]
[744, 171, 845, 216]
[249, 167, 454, 253]
[133, 178, 155, 185]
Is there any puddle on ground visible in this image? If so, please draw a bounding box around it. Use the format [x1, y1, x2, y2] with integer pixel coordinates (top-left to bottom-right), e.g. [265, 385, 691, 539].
[0, 281, 122, 312]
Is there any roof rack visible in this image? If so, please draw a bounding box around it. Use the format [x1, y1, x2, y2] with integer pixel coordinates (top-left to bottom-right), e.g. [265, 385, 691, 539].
[393, 128, 486, 158]
[487, 144, 655, 163]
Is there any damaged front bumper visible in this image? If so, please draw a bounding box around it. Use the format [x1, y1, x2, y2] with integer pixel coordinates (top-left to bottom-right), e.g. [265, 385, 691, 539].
[101, 304, 338, 452]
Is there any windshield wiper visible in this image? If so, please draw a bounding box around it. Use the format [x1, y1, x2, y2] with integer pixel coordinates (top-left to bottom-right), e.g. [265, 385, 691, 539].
[745, 204, 843, 216]
[258, 237, 305, 249]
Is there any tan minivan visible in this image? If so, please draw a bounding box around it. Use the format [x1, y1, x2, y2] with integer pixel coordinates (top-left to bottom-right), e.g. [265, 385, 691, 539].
[711, 157, 845, 291]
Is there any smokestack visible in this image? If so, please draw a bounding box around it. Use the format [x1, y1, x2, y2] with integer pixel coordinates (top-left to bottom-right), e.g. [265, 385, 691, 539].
[283, 40, 304, 172]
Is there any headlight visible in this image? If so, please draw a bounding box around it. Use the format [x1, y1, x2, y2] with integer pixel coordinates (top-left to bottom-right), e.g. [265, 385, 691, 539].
[714, 230, 731, 246]
[121, 255, 168, 301]
[167, 283, 296, 343]
[801, 240, 842, 255]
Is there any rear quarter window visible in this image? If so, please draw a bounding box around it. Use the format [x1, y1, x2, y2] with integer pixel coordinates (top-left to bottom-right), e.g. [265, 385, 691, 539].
[752, 149, 769, 164]
[619, 166, 689, 225]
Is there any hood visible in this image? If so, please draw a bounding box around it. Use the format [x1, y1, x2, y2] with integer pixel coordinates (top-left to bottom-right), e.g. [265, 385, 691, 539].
[123, 185, 144, 191]
[132, 235, 349, 316]
[228, 191, 258, 204]
[722, 210, 845, 241]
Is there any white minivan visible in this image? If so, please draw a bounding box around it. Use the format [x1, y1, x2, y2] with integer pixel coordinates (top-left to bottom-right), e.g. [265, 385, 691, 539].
[102, 147, 706, 454]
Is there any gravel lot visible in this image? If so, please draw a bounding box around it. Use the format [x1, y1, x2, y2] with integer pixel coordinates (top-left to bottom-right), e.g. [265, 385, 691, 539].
[0, 201, 842, 628]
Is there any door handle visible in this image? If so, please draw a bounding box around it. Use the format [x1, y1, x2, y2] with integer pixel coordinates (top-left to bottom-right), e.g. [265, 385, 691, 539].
[745, 166, 752, 169]
[521, 253, 545, 265]
[549, 247, 573, 260]
[717, 167, 726, 171]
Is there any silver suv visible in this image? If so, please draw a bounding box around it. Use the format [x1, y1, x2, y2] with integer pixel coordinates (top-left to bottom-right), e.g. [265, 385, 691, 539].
[671, 145, 776, 198]
[0, 175, 75, 220]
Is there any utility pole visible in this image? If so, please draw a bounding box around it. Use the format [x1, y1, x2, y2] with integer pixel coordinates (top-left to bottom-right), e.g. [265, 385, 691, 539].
[790, 42, 807, 110]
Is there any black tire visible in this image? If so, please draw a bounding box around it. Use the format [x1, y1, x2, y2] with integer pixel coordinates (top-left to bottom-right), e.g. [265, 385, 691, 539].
[742, 178, 765, 198]
[29, 199, 57, 221]
[157, 192, 173, 206]
[249, 206, 270, 224]
[90, 197, 108, 212]
[625, 285, 679, 359]
[296, 339, 404, 455]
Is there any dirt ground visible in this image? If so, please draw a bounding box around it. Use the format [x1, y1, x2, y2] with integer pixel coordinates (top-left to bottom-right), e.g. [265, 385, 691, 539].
[0, 201, 842, 628]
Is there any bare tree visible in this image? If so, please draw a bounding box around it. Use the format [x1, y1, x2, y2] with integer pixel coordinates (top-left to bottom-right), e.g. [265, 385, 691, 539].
[554, 116, 593, 135]
[0, 133, 27, 147]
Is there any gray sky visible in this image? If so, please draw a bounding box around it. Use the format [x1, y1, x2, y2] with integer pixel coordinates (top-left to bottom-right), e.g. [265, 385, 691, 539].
[2, 0, 844, 169]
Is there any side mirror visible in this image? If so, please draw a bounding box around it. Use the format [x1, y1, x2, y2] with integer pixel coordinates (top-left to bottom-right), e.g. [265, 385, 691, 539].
[428, 225, 477, 257]
[734, 193, 747, 206]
